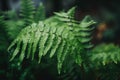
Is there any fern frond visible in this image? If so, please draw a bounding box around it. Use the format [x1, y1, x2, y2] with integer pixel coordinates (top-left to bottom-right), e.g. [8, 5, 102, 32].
[43, 25, 57, 56]
[90, 44, 120, 67]
[8, 7, 96, 73]
[75, 15, 96, 50]
[20, 0, 35, 26]
[34, 3, 46, 22]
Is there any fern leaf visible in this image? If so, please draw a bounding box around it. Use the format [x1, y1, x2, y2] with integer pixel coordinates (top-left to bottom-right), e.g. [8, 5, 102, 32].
[50, 37, 62, 58]
[34, 3, 45, 22]
[38, 32, 49, 62]
[8, 39, 18, 52]
[54, 17, 71, 22]
[8, 7, 96, 74]
[67, 7, 76, 17]
[10, 41, 21, 61]
[31, 29, 41, 60]
[38, 25, 51, 62]
[49, 27, 64, 58]
[79, 37, 92, 43]
[79, 27, 95, 31]
[84, 43, 93, 49]
[75, 31, 91, 37]
[43, 25, 57, 56]
[20, 0, 35, 26]
[57, 40, 66, 74]
[26, 23, 40, 58]
[54, 12, 69, 18]
[19, 42, 27, 63]
[90, 44, 120, 67]
[61, 44, 69, 62]
[75, 54, 82, 65]
[54, 7, 75, 19]
[43, 34, 55, 56]
[27, 42, 32, 58]
[80, 16, 96, 28]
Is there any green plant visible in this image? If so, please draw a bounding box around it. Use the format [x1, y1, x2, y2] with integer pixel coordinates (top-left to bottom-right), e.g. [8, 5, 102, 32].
[8, 7, 96, 74]
[90, 44, 120, 66]
[20, 0, 35, 26]
[3, 1, 45, 40]
[4, 10, 18, 20]
[0, 1, 50, 80]
[1, 0, 120, 80]
[34, 3, 46, 22]
[89, 44, 120, 80]
[0, 15, 9, 51]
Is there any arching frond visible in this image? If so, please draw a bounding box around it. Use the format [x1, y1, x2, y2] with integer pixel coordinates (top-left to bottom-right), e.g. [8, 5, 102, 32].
[8, 7, 96, 73]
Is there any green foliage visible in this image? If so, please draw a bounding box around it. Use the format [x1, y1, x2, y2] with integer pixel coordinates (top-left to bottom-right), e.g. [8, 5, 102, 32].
[0, 15, 9, 51]
[95, 63, 120, 80]
[88, 44, 120, 80]
[1, 0, 120, 79]
[20, 0, 46, 26]
[0, 1, 53, 80]
[90, 43, 120, 67]
[20, 0, 35, 26]
[4, 10, 18, 20]
[5, 20, 24, 39]
[3, 0, 46, 40]
[34, 3, 46, 22]
[8, 7, 96, 74]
